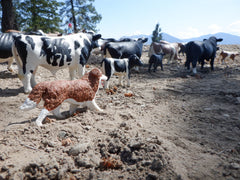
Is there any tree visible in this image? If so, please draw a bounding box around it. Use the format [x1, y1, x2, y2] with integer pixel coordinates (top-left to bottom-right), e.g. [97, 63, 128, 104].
[60, 0, 102, 33]
[17, 0, 64, 33]
[1, 0, 17, 32]
[152, 23, 163, 43]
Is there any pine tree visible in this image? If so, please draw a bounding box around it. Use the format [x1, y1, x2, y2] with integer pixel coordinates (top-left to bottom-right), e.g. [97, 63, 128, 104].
[152, 23, 163, 42]
[60, 0, 102, 33]
[17, 0, 64, 33]
[1, 0, 16, 32]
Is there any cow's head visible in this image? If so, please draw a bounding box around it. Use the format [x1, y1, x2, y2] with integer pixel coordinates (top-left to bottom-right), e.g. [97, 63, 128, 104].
[208, 36, 223, 44]
[137, 37, 148, 44]
[85, 32, 102, 49]
[128, 54, 143, 68]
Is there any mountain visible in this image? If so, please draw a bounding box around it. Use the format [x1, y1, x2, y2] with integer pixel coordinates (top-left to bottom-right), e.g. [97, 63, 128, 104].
[121, 32, 240, 45]
[121, 33, 183, 45]
[182, 32, 240, 44]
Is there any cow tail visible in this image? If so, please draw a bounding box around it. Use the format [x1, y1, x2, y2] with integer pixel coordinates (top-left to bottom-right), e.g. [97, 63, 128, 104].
[20, 86, 45, 111]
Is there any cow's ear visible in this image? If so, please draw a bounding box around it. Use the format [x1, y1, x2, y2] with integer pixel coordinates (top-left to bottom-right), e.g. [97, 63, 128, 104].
[93, 34, 101, 41]
[142, 38, 148, 43]
[217, 38, 223, 42]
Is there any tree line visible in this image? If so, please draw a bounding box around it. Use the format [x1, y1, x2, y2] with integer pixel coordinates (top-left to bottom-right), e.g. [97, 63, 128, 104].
[0, 0, 102, 34]
[1, 0, 162, 43]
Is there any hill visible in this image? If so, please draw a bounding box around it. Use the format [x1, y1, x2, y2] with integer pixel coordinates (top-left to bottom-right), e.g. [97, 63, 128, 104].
[121, 32, 240, 45]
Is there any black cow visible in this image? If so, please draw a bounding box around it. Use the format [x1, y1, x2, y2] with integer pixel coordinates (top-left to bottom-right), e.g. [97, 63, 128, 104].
[148, 53, 164, 72]
[101, 54, 143, 89]
[185, 36, 223, 73]
[103, 37, 148, 59]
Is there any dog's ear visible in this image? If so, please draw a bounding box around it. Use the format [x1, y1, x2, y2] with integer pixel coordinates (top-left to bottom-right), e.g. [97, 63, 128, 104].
[88, 68, 102, 79]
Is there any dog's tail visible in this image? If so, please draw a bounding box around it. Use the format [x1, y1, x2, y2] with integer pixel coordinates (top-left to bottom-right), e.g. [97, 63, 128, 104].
[20, 85, 45, 111]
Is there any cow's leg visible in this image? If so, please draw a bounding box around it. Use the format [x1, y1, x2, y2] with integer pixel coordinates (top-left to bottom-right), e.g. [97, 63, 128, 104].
[52, 105, 65, 119]
[30, 67, 38, 88]
[69, 67, 77, 80]
[7, 58, 14, 72]
[153, 59, 161, 72]
[221, 57, 226, 65]
[200, 60, 205, 69]
[78, 65, 85, 78]
[168, 54, 173, 64]
[192, 60, 198, 74]
[87, 99, 103, 112]
[36, 108, 49, 126]
[127, 77, 130, 87]
[118, 75, 123, 86]
[126, 72, 130, 87]
[185, 56, 191, 70]
[148, 63, 152, 72]
[23, 72, 33, 93]
[210, 58, 214, 71]
[104, 80, 109, 89]
[160, 61, 163, 71]
[134, 66, 139, 72]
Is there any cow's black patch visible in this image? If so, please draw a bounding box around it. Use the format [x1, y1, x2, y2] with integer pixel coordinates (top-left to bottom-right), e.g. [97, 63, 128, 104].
[0, 32, 18, 58]
[25, 36, 35, 50]
[41, 38, 72, 66]
[79, 39, 92, 66]
[74, 41, 80, 50]
[101, 59, 112, 81]
[114, 60, 126, 72]
[13, 35, 28, 74]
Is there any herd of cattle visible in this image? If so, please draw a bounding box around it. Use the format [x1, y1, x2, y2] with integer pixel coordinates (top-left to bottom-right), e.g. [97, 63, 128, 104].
[0, 30, 239, 125]
[0, 30, 239, 93]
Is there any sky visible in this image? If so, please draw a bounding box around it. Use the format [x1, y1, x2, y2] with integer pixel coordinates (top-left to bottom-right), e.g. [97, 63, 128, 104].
[93, 0, 240, 39]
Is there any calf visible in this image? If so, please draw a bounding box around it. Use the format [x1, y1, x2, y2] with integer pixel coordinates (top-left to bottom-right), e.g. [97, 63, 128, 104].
[101, 54, 143, 89]
[218, 50, 239, 64]
[185, 36, 223, 73]
[148, 53, 164, 72]
[20, 68, 107, 126]
[12, 32, 101, 93]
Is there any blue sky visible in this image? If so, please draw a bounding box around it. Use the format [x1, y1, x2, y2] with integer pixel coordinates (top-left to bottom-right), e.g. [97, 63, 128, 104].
[94, 0, 240, 39]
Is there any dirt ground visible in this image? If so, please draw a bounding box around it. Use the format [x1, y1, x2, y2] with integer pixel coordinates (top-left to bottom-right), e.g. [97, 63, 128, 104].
[0, 45, 240, 180]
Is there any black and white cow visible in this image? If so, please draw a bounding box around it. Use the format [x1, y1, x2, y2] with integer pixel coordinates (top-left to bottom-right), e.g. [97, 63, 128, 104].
[0, 30, 46, 72]
[184, 36, 223, 73]
[0, 32, 19, 72]
[148, 53, 164, 72]
[103, 37, 148, 59]
[12, 32, 101, 93]
[101, 54, 143, 89]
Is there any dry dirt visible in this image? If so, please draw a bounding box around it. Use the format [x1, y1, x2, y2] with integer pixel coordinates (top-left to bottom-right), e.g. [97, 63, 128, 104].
[0, 45, 240, 180]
